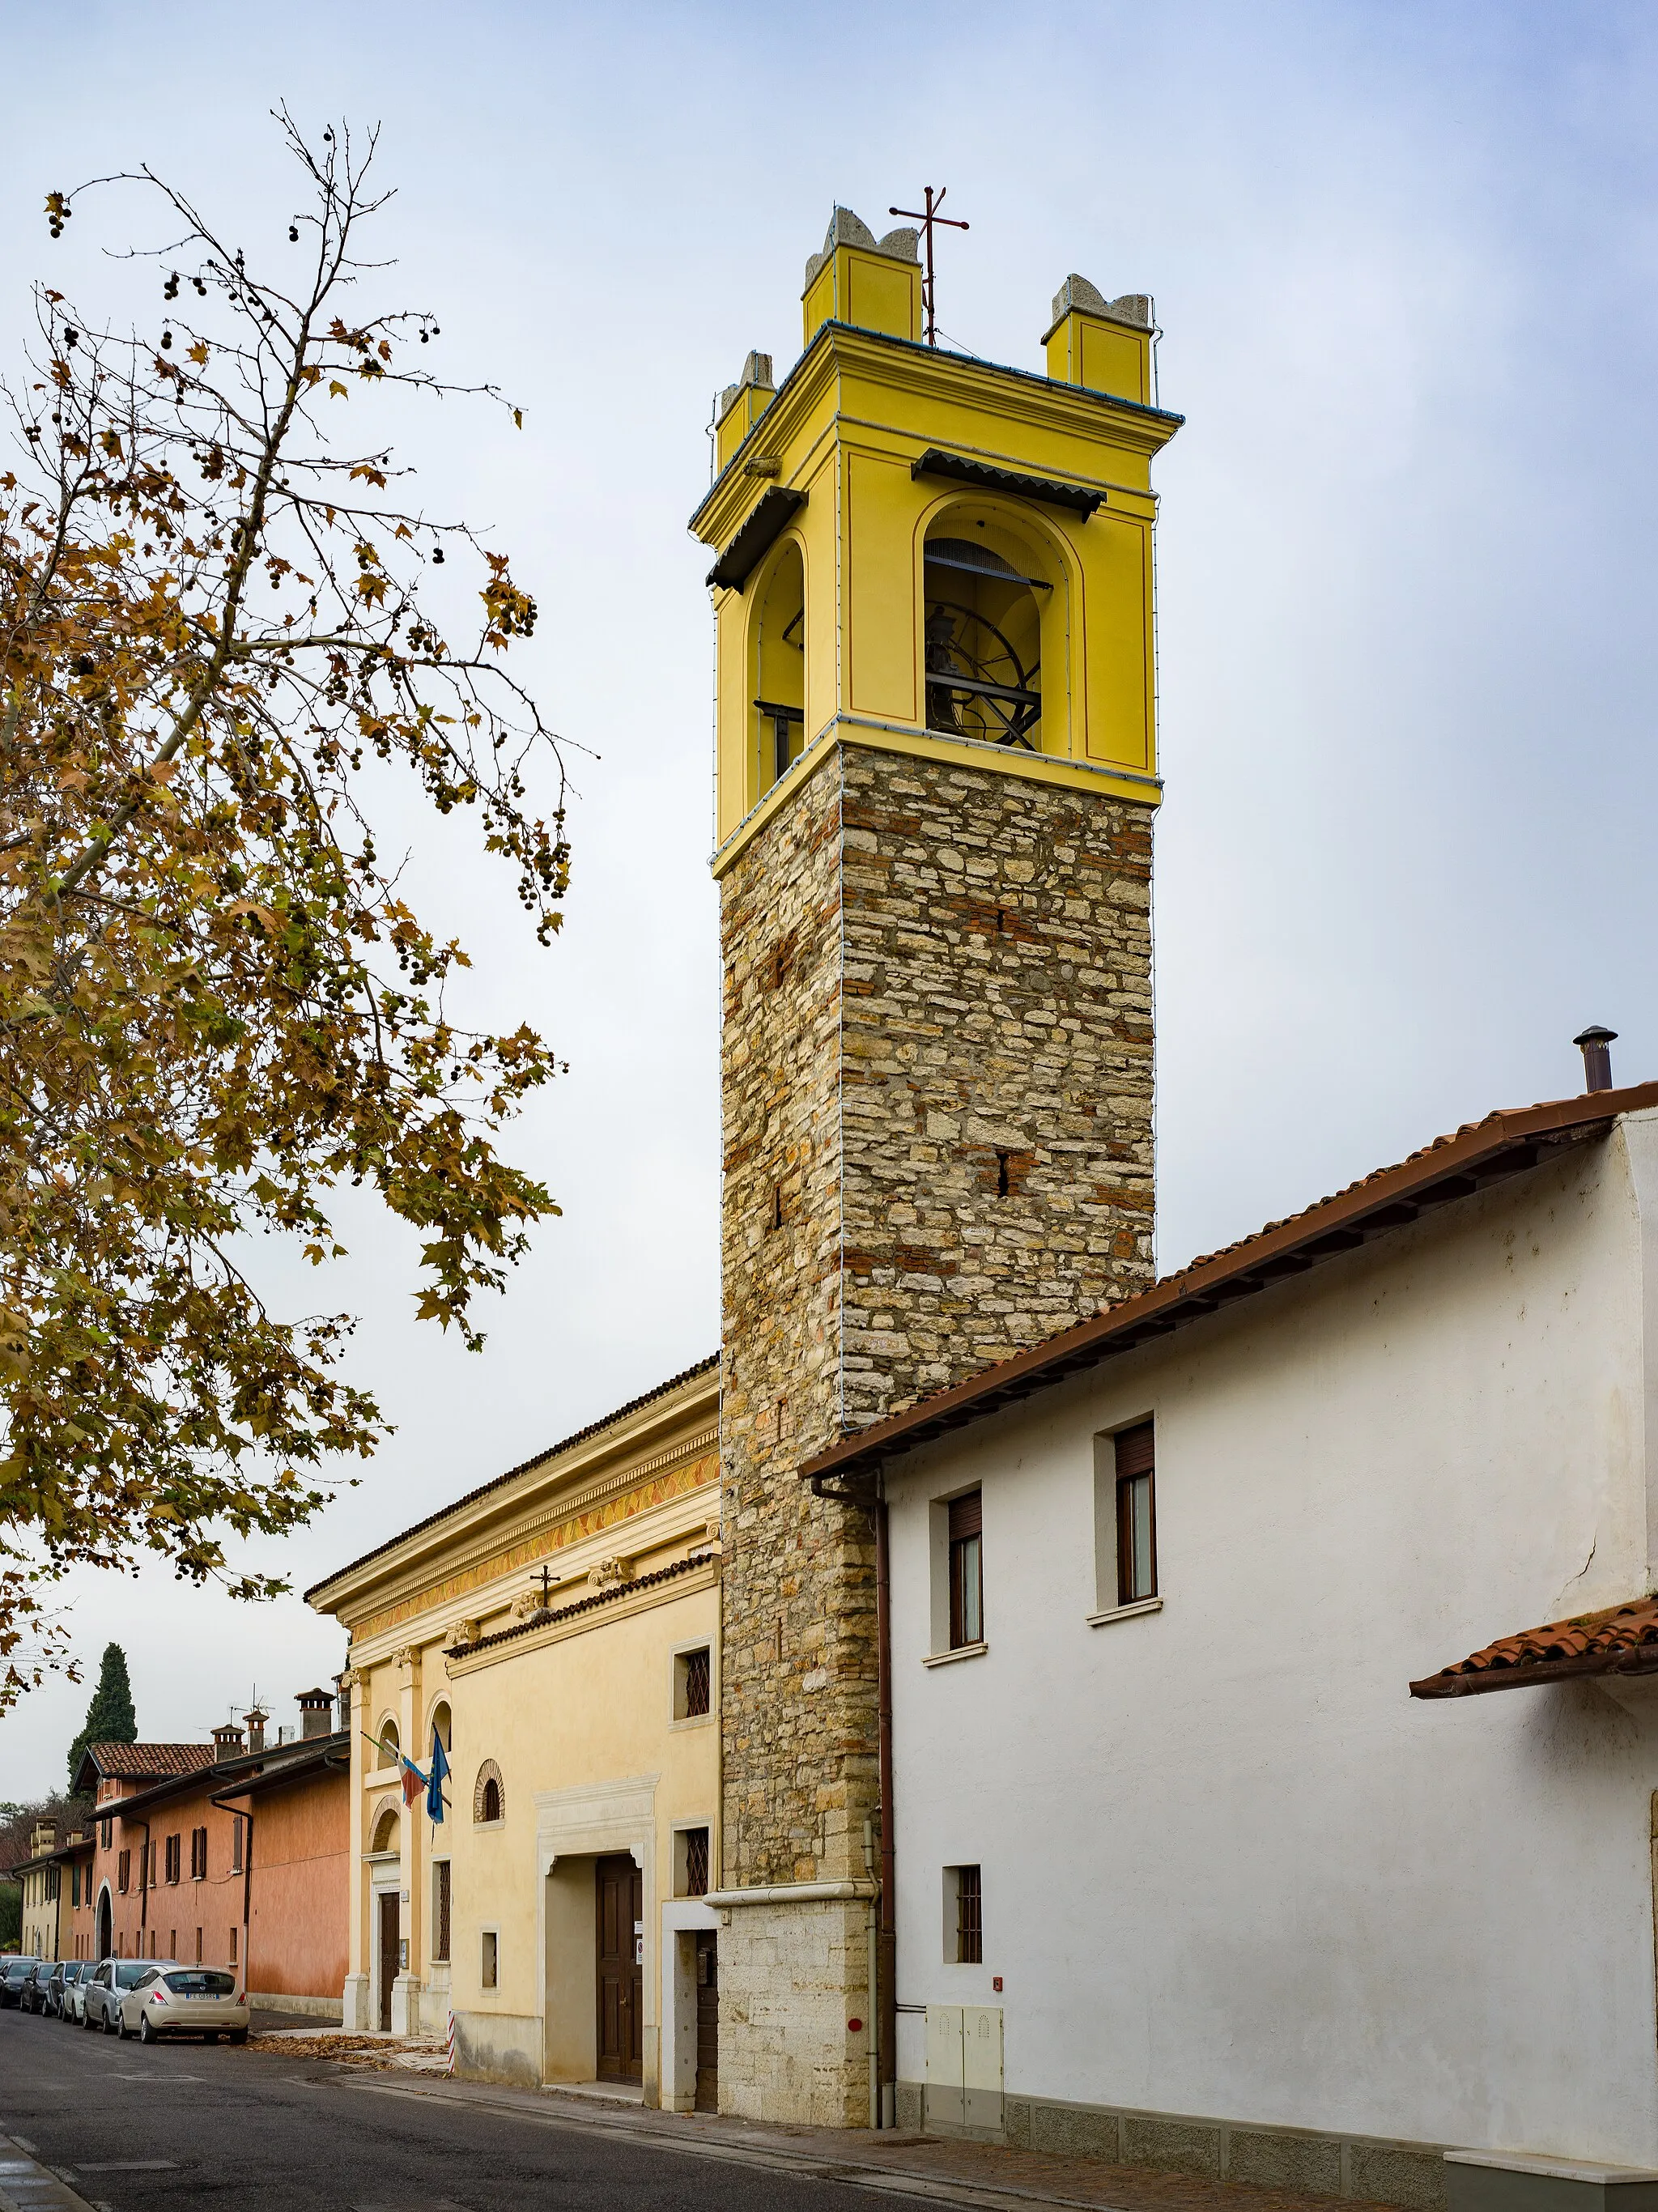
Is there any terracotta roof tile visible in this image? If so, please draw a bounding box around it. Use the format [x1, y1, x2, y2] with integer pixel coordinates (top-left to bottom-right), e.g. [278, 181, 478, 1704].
[1410, 1593, 1658, 1698]
[85, 1742, 215, 1779]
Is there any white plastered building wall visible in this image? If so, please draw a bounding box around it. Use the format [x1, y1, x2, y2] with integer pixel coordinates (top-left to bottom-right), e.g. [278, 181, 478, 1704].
[885, 1111, 1658, 2167]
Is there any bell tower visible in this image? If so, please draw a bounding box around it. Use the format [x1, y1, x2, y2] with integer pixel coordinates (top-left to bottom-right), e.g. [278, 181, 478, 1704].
[694, 211, 1181, 2126]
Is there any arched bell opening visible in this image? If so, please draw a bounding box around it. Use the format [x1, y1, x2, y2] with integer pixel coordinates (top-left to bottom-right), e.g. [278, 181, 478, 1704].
[749, 539, 806, 804]
[921, 513, 1062, 755]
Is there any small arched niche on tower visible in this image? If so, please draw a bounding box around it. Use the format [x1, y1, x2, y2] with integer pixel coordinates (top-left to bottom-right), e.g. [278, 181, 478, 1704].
[920, 510, 1068, 758]
[748, 537, 806, 806]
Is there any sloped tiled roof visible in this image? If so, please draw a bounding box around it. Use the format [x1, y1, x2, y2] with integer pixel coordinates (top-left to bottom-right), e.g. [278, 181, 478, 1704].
[444, 1552, 714, 1658]
[1410, 1594, 1658, 1699]
[801, 1081, 1658, 1489]
[84, 1742, 215, 1780]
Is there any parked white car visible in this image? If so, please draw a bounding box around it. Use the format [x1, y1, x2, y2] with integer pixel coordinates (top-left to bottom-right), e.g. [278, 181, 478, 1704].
[62, 1962, 91, 2025]
[117, 1965, 249, 2044]
[83, 1958, 159, 2032]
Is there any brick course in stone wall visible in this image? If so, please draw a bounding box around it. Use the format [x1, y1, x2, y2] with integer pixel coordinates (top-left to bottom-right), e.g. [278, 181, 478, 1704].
[717, 737, 1157, 2125]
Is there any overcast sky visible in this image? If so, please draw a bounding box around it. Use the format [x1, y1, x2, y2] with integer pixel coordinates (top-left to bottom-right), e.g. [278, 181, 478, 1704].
[3, 0, 1656, 1797]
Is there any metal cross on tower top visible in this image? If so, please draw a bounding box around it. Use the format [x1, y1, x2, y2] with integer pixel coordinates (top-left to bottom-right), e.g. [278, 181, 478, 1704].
[889, 185, 969, 347]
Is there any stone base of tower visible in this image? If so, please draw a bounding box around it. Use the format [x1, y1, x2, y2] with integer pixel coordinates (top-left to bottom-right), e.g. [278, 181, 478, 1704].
[711, 1889, 875, 2126]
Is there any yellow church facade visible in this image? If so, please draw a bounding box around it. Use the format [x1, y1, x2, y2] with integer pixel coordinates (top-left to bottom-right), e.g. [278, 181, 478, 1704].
[307, 1356, 723, 2104]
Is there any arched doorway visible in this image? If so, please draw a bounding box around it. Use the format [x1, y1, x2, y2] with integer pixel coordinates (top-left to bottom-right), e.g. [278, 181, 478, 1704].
[96, 1884, 112, 1962]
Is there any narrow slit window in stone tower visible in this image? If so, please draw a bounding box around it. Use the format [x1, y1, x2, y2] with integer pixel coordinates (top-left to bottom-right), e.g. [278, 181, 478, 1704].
[923, 530, 1048, 751]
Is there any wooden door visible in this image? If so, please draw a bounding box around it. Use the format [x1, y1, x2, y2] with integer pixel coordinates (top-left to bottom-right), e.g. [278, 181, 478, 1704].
[694, 1931, 718, 2112]
[594, 1853, 642, 2081]
[377, 1890, 399, 2032]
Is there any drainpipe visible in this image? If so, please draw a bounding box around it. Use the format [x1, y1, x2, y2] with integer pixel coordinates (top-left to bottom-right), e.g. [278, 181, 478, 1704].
[135, 1819, 151, 1953]
[875, 1478, 896, 2131]
[210, 1786, 253, 1994]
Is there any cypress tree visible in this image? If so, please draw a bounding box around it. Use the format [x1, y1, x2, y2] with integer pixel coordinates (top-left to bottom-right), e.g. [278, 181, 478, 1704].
[66, 1644, 138, 1789]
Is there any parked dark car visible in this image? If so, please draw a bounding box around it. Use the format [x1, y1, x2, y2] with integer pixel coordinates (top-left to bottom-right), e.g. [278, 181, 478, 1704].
[0, 1957, 40, 2009]
[18, 1961, 51, 2014]
[2, 1958, 44, 2010]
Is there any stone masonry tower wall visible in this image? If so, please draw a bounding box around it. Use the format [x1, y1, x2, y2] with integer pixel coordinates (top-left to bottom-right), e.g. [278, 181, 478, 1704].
[696, 215, 1180, 2129]
[716, 739, 1154, 2122]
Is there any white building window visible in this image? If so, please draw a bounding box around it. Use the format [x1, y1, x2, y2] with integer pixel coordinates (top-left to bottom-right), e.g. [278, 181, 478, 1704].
[1094, 1420, 1158, 1615]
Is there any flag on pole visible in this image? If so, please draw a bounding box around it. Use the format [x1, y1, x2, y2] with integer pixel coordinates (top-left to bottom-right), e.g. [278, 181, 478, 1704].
[400, 1756, 425, 1808]
[427, 1729, 451, 1823]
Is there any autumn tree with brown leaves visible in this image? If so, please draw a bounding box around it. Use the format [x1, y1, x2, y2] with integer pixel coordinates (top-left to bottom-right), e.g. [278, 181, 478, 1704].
[0, 114, 568, 1709]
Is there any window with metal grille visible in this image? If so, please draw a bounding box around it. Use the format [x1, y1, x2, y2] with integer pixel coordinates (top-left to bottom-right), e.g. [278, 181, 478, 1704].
[682, 1827, 710, 1897]
[678, 1645, 712, 1719]
[954, 1864, 983, 1963]
[1115, 1423, 1157, 1605]
[948, 1491, 984, 1648]
[433, 1861, 452, 1963]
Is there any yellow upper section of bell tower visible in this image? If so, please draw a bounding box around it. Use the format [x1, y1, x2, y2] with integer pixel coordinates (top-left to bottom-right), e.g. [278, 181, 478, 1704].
[691, 212, 1183, 874]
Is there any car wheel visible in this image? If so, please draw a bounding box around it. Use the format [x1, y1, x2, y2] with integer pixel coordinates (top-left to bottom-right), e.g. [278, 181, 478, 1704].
[111, 2010, 125, 2037]
[138, 2013, 155, 2044]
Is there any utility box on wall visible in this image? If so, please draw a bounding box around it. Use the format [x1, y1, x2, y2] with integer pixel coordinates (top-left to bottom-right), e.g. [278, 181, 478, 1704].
[925, 2003, 1004, 2139]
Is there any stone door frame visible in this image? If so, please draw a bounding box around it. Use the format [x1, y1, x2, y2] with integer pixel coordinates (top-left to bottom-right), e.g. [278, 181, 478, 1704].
[535, 1774, 657, 2091]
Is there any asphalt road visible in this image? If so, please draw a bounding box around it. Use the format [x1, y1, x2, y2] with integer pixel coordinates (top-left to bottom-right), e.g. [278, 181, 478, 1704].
[0, 2008, 934, 2212]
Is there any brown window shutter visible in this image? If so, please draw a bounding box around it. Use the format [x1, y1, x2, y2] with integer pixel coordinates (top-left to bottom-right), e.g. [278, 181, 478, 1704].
[1114, 1422, 1154, 1478]
[947, 1491, 982, 1542]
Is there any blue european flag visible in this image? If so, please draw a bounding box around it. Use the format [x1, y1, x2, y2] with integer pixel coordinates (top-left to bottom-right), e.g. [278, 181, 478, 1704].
[427, 1728, 451, 1823]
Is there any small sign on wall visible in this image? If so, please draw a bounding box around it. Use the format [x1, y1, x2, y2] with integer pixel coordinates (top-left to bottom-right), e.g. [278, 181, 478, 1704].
[634, 1920, 644, 1967]
[399, 1938, 409, 1972]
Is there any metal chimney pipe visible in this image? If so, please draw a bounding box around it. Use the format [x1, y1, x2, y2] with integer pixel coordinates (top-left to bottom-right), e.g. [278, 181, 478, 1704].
[1574, 1025, 1618, 1094]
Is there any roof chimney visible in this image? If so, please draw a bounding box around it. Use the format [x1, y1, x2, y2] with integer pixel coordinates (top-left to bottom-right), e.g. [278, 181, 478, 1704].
[211, 1721, 244, 1759]
[244, 1706, 267, 1756]
[1575, 1025, 1618, 1094]
[296, 1687, 334, 1741]
[30, 1819, 57, 1857]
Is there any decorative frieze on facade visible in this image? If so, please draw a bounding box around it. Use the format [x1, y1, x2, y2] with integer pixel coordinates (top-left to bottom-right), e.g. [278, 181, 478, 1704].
[351, 1446, 719, 1645]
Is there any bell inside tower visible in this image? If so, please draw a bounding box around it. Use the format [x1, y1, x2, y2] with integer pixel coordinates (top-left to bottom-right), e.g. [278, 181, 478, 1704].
[922, 525, 1048, 751]
[751, 541, 806, 798]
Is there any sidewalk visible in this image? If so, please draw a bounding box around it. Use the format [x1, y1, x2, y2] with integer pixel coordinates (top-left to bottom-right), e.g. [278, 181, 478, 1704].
[337, 2069, 1405, 2212]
